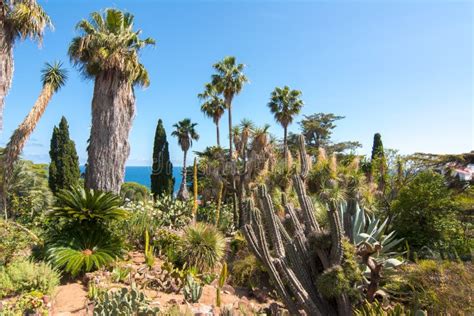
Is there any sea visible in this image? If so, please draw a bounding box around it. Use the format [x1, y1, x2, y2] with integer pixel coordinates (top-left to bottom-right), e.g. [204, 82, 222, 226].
[80, 166, 183, 192]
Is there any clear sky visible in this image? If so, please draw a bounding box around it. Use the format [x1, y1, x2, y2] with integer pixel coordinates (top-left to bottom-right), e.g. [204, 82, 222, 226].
[1, 0, 472, 166]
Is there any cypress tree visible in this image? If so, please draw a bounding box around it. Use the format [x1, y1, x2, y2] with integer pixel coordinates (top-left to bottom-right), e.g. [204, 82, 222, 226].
[151, 119, 174, 198]
[49, 116, 80, 193]
[371, 133, 384, 161]
[370, 133, 387, 192]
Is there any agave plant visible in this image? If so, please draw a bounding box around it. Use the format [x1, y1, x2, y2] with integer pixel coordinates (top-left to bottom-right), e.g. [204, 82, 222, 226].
[343, 204, 404, 260]
[50, 186, 128, 223]
[47, 229, 124, 277]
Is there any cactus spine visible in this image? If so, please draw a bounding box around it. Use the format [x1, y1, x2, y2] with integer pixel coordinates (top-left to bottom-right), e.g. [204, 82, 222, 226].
[241, 135, 352, 316]
[216, 262, 228, 307]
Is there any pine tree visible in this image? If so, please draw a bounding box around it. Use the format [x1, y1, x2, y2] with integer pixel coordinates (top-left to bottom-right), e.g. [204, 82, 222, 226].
[151, 119, 174, 198]
[48, 116, 80, 193]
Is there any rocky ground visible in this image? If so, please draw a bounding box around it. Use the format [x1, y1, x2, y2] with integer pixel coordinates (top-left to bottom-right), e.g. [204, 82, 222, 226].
[48, 252, 284, 315]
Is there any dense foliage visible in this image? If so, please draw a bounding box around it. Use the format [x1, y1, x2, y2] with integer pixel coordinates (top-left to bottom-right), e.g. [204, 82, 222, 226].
[49, 116, 80, 193]
[151, 119, 174, 198]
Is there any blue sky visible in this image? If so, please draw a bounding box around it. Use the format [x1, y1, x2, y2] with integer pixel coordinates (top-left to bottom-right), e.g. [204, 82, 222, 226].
[1, 0, 472, 166]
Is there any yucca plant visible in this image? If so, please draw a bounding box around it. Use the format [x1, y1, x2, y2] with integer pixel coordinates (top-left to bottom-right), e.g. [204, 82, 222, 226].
[50, 186, 128, 223]
[47, 229, 124, 277]
[181, 223, 225, 272]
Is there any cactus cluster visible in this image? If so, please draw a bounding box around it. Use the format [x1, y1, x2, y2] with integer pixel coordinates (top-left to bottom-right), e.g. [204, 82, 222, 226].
[92, 287, 158, 316]
[241, 135, 353, 316]
[183, 274, 202, 303]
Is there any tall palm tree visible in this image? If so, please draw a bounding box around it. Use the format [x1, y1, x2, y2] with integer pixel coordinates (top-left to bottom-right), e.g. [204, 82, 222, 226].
[172, 118, 199, 201]
[211, 56, 247, 160]
[198, 83, 225, 147]
[267, 86, 304, 161]
[0, 0, 51, 130]
[68, 9, 154, 193]
[1, 62, 67, 219]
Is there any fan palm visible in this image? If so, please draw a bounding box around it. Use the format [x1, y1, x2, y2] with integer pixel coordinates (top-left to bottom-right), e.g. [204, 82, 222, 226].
[198, 83, 225, 147]
[68, 8, 155, 193]
[268, 86, 304, 161]
[211, 56, 247, 160]
[1, 62, 66, 219]
[0, 0, 51, 130]
[171, 119, 199, 200]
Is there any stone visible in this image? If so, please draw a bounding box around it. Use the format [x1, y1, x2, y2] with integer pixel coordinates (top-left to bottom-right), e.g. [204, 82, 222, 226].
[222, 284, 235, 295]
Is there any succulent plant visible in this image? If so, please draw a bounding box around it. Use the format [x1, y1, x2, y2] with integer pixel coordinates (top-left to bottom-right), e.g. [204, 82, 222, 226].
[183, 274, 202, 303]
[354, 300, 427, 316]
[216, 262, 228, 307]
[242, 135, 352, 316]
[92, 287, 158, 316]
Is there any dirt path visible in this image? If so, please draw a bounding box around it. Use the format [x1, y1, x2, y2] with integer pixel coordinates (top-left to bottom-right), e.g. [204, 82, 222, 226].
[53, 282, 88, 315]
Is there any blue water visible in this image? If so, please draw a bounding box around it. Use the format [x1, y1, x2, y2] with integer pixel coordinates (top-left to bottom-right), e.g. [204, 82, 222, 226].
[80, 166, 183, 192]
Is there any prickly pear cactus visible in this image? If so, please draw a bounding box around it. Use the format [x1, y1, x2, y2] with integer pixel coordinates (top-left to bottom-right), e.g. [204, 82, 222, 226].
[92, 287, 158, 316]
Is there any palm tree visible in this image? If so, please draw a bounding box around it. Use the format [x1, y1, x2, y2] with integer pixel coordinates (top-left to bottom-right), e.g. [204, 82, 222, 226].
[172, 119, 199, 200]
[211, 56, 248, 160]
[267, 86, 304, 161]
[1, 62, 67, 219]
[198, 83, 225, 147]
[68, 9, 154, 193]
[0, 0, 51, 129]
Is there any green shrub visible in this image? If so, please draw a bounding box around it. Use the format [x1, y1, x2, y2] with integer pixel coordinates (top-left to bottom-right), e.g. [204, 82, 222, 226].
[47, 229, 124, 276]
[121, 182, 150, 202]
[384, 260, 473, 314]
[0, 220, 34, 265]
[181, 223, 225, 272]
[0, 259, 60, 298]
[391, 171, 468, 257]
[153, 228, 183, 256]
[231, 254, 267, 288]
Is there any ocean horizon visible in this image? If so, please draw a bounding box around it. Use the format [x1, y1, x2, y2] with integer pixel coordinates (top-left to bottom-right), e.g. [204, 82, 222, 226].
[80, 166, 183, 192]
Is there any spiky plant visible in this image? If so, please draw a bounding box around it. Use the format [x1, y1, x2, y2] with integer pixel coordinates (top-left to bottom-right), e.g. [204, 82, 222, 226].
[171, 118, 199, 200]
[0, 0, 52, 130]
[198, 83, 225, 147]
[181, 223, 225, 272]
[49, 186, 128, 223]
[1, 62, 66, 218]
[68, 8, 154, 193]
[267, 86, 304, 161]
[47, 229, 124, 276]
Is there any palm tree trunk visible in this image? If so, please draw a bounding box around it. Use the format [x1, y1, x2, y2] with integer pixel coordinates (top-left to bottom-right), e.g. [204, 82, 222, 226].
[283, 125, 288, 164]
[216, 121, 220, 147]
[85, 71, 135, 194]
[227, 101, 233, 159]
[0, 11, 14, 131]
[177, 149, 189, 200]
[1, 85, 54, 218]
[225, 95, 239, 227]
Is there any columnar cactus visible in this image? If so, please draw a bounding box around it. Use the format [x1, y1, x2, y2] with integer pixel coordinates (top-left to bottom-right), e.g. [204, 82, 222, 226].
[242, 135, 353, 316]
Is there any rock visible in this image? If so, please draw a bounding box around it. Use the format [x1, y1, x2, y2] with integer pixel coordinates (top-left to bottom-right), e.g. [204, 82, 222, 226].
[167, 298, 179, 305]
[222, 284, 235, 295]
[253, 288, 269, 303]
